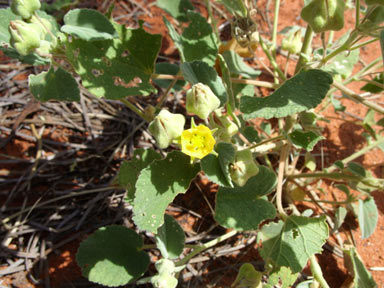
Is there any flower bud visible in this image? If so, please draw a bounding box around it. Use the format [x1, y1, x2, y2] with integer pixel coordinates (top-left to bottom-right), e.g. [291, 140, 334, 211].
[9, 20, 41, 56]
[35, 40, 51, 56]
[209, 112, 238, 142]
[11, 0, 41, 20]
[148, 110, 185, 149]
[151, 273, 178, 288]
[186, 83, 220, 120]
[230, 149, 259, 187]
[281, 30, 302, 55]
[29, 15, 52, 40]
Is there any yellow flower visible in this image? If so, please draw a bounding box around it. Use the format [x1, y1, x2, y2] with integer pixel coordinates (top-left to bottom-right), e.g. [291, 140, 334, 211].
[181, 125, 215, 160]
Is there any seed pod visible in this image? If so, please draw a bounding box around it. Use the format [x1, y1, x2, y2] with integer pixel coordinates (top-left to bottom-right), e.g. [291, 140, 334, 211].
[301, 0, 345, 33]
[281, 30, 302, 54]
[148, 110, 185, 149]
[230, 149, 259, 187]
[29, 15, 52, 40]
[209, 112, 238, 142]
[9, 20, 41, 56]
[11, 0, 41, 20]
[186, 83, 220, 120]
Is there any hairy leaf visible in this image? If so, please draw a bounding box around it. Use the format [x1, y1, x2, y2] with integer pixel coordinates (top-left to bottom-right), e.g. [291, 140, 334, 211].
[65, 23, 161, 99]
[118, 149, 162, 203]
[215, 166, 277, 231]
[288, 130, 325, 151]
[240, 70, 333, 119]
[29, 67, 80, 102]
[76, 225, 149, 287]
[156, 0, 194, 22]
[259, 216, 328, 273]
[156, 214, 185, 259]
[358, 197, 378, 239]
[132, 151, 200, 233]
[61, 9, 118, 41]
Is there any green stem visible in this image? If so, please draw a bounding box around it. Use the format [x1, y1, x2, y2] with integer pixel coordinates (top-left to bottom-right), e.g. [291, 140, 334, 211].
[258, 36, 286, 81]
[310, 255, 330, 288]
[350, 38, 378, 51]
[33, 12, 56, 43]
[271, 0, 281, 52]
[276, 144, 290, 220]
[304, 199, 352, 205]
[120, 98, 151, 122]
[355, 0, 360, 30]
[175, 230, 237, 267]
[287, 172, 362, 181]
[332, 81, 384, 114]
[328, 136, 384, 172]
[295, 25, 314, 74]
[204, 0, 219, 39]
[321, 30, 359, 65]
[246, 135, 285, 150]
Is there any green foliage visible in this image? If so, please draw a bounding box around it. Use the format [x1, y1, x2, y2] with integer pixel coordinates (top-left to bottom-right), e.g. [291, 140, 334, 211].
[240, 70, 333, 119]
[358, 197, 378, 239]
[222, 50, 261, 78]
[215, 166, 277, 231]
[265, 266, 299, 288]
[61, 9, 118, 41]
[181, 61, 228, 105]
[231, 263, 262, 288]
[76, 225, 150, 287]
[361, 73, 384, 93]
[321, 48, 359, 78]
[29, 67, 80, 102]
[259, 216, 328, 273]
[132, 151, 200, 233]
[41, 0, 75, 13]
[0, 8, 56, 65]
[118, 149, 161, 203]
[64, 23, 161, 99]
[156, 0, 194, 22]
[200, 142, 235, 187]
[288, 130, 325, 151]
[156, 214, 185, 259]
[216, 0, 247, 17]
[164, 11, 218, 65]
[343, 246, 377, 288]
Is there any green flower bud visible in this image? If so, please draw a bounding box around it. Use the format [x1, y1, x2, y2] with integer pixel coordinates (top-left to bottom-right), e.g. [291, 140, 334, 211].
[11, 0, 41, 20]
[281, 30, 302, 54]
[209, 111, 238, 142]
[186, 83, 220, 120]
[301, 0, 345, 33]
[9, 20, 41, 56]
[230, 149, 259, 187]
[35, 40, 51, 56]
[148, 110, 185, 149]
[29, 15, 52, 40]
[151, 273, 178, 288]
[155, 259, 175, 274]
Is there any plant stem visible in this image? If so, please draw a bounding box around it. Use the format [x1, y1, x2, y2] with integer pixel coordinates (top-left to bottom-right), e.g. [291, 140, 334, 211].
[287, 172, 362, 181]
[320, 30, 358, 65]
[295, 25, 313, 74]
[175, 230, 237, 266]
[151, 74, 278, 88]
[33, 12, 56, 42]
[355, 0, 360, 30]
[156, 72, 180, 108]
[350, 38, 379, 51]
[120, 98, 151, 122]
[310, 255, 330, 288]
[246, 135, 285, 150]
[332, 81, 384, 114]
[205, 0, 219, 39]
[271, 0, 280, 52]
[258, 36, 286, 81]
[328, 136, 384, 172]
[276, 144, 289, 220]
